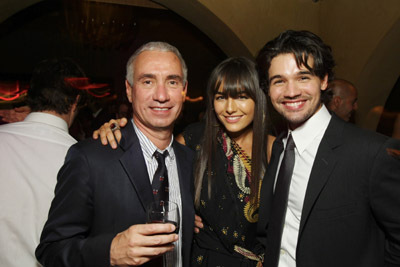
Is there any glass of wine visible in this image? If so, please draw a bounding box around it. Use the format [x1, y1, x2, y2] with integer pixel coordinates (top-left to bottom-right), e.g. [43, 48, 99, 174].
[146, 201, 180, 267]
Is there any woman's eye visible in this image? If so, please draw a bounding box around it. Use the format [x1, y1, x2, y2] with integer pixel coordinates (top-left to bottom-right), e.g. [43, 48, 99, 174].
[238, 94, 249, 99]
[215, 95, 225, 100]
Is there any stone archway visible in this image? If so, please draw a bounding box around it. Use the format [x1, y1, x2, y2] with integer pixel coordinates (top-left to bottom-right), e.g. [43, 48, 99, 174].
[0, 0, 41, 23]
[0, 0, 251, 58]
[357, 18, 400, 130]
[153, 0, 252, 58]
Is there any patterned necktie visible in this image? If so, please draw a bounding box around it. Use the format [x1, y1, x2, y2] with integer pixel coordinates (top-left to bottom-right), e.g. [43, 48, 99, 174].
[266, 133, 296, 267]
[152, 150, 169, 204]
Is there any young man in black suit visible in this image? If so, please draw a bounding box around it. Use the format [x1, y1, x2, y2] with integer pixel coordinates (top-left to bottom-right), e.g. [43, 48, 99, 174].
[256, 30, 400, 267]
[36, 42, 195, 267]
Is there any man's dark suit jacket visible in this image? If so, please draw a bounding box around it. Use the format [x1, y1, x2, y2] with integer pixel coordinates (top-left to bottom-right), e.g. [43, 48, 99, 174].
[258, 114, 400, 267]
[36, 122, 195, 266]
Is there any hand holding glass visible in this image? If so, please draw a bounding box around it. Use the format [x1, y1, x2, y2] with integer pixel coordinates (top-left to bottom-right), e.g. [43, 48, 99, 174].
[147, 201, 179, 267]
[147, 201, 180, 234]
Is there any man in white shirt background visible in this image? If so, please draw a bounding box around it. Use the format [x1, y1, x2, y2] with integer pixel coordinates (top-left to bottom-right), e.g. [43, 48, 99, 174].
[256, 30, 400, 267]
[0, 58, 86, 267]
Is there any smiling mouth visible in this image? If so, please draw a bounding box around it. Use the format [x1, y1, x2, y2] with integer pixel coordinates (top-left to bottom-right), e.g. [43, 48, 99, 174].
[283, 100, 306, 110]
[224, 115, 242, 122]
[152, 107, 170, 111]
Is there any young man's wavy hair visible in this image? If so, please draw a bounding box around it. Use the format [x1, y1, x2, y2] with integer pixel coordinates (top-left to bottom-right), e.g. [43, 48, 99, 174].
[256, 30, 335, 93]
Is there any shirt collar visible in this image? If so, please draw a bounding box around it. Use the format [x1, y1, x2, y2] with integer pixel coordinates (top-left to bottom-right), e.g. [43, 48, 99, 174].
[24, 112, 69, 133]
[289, 104, 331, 154]
[131, 119, 174, 160]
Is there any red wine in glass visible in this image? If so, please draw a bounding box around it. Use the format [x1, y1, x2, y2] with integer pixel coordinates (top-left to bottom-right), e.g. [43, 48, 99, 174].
[147, 201, 180, 234]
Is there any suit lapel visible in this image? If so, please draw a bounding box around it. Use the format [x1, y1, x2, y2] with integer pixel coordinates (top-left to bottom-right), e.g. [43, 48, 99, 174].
[299, 116, 344, 236]
[260, 132, 285, 231]
[173, 141, 193, 206]
[119, 123, 154, 211]
[173, 141, 194, 266]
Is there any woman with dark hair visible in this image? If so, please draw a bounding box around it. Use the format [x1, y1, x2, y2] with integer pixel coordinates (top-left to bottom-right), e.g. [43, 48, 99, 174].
[176, 57, 271, 266]
[94, 57, 273, 266]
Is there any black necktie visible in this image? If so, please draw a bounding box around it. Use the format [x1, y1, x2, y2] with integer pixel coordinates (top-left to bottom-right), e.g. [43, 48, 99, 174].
[152, 151, 169, 204]
[266, 133, 296, 267]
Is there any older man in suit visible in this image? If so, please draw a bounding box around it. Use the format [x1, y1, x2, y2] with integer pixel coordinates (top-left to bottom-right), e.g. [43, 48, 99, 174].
[36, 42, 194, 267]
[256, 30, 400, 267]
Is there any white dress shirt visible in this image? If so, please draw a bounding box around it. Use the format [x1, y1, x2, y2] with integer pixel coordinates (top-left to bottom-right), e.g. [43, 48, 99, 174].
[0, 112, 76, 267]
[276, 105, 332, 267]
[132, 120, 183, 267]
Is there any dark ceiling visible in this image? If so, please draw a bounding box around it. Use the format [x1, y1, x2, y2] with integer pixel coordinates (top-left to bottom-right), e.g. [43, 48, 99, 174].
[0, 0, 227, 134]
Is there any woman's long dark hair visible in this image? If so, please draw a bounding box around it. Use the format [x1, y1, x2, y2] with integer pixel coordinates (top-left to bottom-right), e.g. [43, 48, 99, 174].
[194, 57, 269, 208]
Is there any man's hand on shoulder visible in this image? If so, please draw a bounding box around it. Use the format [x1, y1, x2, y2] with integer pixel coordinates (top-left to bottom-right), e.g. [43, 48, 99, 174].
[0, 106, 31, 123]
[92, 118, 127, 149]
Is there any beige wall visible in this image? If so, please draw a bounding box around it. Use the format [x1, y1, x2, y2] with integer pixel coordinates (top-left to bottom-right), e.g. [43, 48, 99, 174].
[156, 0, 321, 57]
[198, 0, 321, 55]
[1, 0, 399, 129]
[158, 0, 400, 129]
[320, 0, 400, 128]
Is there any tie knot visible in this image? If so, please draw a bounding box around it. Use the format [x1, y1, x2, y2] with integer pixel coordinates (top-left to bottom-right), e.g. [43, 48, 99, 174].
[154, 150, 169, 163]
[286, 134, 295, 151]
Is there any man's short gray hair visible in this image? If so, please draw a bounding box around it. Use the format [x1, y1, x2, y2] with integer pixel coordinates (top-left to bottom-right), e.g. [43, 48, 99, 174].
[125, 41, 188, 86]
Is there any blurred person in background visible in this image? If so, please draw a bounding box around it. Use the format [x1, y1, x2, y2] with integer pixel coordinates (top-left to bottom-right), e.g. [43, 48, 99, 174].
[0, 58, 87, 267]
[323, 79, 358, 122]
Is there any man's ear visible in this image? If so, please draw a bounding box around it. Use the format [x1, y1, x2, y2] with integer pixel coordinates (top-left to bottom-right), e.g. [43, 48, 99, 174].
[332, 96, 342, 110]
[125, 80, 133, 103]
[182, 82, 188, 102]
[71, 95, 80, 113]
[66, 95, 81, 128]
[321, 74, 329, 91]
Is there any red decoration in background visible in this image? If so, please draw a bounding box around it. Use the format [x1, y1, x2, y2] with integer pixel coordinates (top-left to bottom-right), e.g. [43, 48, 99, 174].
[87, 91, 110, 98]
[0, 77, 111, 103]
[0, 81, 28, 101]
[65, 77, 111, 98]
